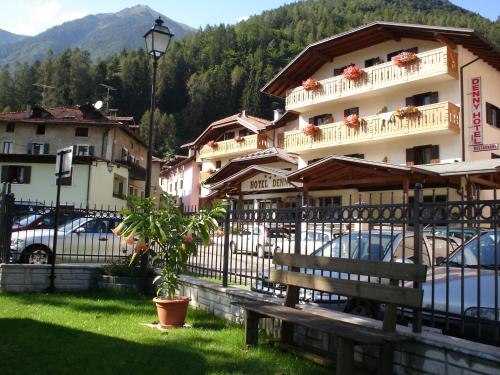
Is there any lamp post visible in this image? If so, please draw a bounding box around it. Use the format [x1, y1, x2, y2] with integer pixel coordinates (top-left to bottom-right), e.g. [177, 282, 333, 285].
[144, 17, 173, 198]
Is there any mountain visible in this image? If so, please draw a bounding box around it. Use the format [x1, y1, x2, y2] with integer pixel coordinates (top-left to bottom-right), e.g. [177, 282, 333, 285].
[0, 29, 28, 46]
[0, 5, 195, 65]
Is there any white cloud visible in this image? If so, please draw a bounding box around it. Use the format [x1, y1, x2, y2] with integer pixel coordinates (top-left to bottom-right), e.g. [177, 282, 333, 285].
[237, 16, 250, 23]
[4, 1, 88, 36]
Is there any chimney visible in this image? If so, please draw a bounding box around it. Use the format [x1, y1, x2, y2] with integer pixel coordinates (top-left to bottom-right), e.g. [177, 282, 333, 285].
[240, 109, 246, 117]
[273, 108, 284, 121]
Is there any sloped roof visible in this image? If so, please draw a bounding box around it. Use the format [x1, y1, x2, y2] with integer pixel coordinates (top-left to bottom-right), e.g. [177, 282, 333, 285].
[262, 22, 500, 97]
[413, 159, 500, 176]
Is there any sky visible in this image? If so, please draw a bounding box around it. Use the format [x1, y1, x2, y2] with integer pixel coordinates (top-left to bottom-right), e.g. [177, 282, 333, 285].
[0, 0, 498, 36]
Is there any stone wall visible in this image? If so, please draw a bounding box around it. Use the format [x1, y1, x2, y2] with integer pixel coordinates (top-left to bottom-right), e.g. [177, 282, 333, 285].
[179, 275, 500, 375]
[0, 264, 101, 292]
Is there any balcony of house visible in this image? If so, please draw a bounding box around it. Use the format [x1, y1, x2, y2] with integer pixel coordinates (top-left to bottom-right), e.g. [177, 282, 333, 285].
[285, 46, 458, 111]
[197, 134, 267, 160]
[115, 158, 146, 181]
[199, 171, 214, 184]
[284, 101, 460, 154]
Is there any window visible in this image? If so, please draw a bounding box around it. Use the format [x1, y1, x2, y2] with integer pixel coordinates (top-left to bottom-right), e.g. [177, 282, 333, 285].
[317, 196, 342, 207]
[30, 143, 47, 155]
[492, 153, 500, 159]
[239, 129, 250, 137]
[405, 92, 438, 107]
[113, 174, 127, 199]
[224, 131, 235, 140]
[308, 114, 333, 126]
[387, 47, 418, 62]
[334, 64, 352, 76]
[215, 160, 222, 169]
[6, 122, 15, 132]
[364, 57, 382, 67]
[36, 124, 45, 135]
[1, 165, 31, 184]
[343, 107, 359, 117]
[486, 102, 500, 128]
[74, 144, 94, 156]
[75, 127, 88, 137]
[2, 141, 13, 154]
[406, 145, 439, 165]
[180, 180, 183, 189]
[121, 148, 129, 161]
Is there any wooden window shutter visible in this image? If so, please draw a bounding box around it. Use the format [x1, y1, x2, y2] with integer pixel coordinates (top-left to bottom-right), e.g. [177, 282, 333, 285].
[430, 145, 440, 164]
[27, 143, 32, 154]
[44, 143, 50, 154]
[405, 96, 415, 107]
[88, 145, 95, 156]
[406, 148, 415, 166]
[1, 166, 7, 182]
[430, 92, 439, 104]
[21, 167, 31, 184]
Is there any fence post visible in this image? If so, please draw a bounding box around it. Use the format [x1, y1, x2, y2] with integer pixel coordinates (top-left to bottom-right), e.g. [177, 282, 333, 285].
[0, 183, 14, 264]
[412, 183, 423, 333]
[222, 200, 231, 287]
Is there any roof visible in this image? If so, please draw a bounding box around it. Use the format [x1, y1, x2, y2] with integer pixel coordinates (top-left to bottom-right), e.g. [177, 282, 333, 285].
[262, 22, 500, 97]
[414, 159, 500, 177]
[204, 147, 297, 184]
[181, 111, 272, 149]
[268, 110, 300, 130]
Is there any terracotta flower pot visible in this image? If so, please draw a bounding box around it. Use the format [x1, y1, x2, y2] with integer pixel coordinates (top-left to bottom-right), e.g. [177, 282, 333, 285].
[153, 296, 191, 327]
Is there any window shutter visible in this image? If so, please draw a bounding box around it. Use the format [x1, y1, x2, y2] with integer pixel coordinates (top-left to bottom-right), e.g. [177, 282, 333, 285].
[430, 145, 440, 164]
[343, 109, 350, 117]
[22, 167, 31, 184]
[27, 143, 32, 154]
[1, 166, 7, 182]
[406, 148, 415, 166]
[44, 143, 49, 154]
[430, 92, 439, 104]
[72, 145, 77, 154]
[405, 96, 415, 106]
[88, 145, 94, 156]
[486, 103, 492, 125]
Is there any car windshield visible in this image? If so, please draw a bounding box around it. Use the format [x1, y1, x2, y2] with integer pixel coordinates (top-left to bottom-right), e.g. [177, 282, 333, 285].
[448, 232, 500, 268]
[13, 213, 44, 226]
[312, 232, 397, 260]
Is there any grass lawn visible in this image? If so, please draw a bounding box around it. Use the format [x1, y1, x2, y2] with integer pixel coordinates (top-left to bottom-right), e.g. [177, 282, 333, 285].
[0, 289, 329, 375]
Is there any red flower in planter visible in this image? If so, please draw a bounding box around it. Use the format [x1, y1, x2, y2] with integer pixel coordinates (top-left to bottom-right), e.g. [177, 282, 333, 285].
[234, 135, 244, 142]
[301, 77, 320, 91]
[344, 114, 360, 128]
[342, 65, 363, 81]
[303, 123, 319, 137]
[392, 51, 418, 67]
[207, 140, 218, 148]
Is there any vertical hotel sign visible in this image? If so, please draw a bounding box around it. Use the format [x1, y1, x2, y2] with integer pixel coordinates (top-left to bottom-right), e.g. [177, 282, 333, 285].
[470, 77, 483, 147]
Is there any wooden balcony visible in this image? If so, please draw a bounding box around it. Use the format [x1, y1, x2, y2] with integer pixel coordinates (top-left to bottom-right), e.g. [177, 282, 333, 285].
[197, 134, 267, 160]
[285, 47, 458, 111]
[199, 171, 213, 183]
[284, 102, 460, 154]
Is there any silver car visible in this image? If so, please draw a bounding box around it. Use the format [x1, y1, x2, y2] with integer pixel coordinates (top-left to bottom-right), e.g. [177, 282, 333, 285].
[10, 216, 134, 264]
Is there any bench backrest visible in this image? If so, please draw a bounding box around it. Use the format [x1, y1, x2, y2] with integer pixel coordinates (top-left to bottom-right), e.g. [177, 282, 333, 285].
[271, 253, 427, 332]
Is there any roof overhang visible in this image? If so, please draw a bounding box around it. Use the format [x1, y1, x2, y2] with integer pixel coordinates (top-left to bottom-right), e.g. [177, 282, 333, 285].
[262, 21, 500, 97]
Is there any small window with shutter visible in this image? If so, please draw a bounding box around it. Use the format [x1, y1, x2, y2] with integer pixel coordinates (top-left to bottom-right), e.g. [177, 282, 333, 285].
[6, 122, 15, 132]
[486, 102, 500, 129]
[75, 127, 88, 137]
[1, 165, 31, 184]
[36, 124, 45, 135]
[406, 145, 439, 165]
[405, 92, 438, 107]
[343, 107, 359, 117]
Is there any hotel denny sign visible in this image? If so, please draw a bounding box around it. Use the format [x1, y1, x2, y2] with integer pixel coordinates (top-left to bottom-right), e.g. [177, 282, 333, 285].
[470, 77, 499, 152]
[241, 173, 293, 192]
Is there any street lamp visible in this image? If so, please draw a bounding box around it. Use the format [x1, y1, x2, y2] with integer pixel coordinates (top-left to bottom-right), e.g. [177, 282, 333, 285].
[143, 17, 173, 198]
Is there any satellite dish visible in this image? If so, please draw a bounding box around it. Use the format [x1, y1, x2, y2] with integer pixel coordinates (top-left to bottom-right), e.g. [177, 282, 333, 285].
[94, 100, 103, 110]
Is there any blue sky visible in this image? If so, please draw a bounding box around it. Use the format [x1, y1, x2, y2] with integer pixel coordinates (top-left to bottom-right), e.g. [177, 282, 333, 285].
[0, 0, 498, 36]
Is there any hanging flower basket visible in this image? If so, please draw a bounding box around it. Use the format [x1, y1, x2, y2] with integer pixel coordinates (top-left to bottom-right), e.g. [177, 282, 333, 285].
[342, 65, 363, 81]
[303, 123, 319, 137]
[207, 140, 218, 148]
[395, 106, 420, 117]
[344, 114, 360, 128]
[234, 135, 244, 142]
[301, 77, 320, 91]
[392, 51, 418, 67]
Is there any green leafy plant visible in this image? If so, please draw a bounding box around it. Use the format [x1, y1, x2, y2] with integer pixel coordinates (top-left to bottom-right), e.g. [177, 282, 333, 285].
[113, 196, 225, 299]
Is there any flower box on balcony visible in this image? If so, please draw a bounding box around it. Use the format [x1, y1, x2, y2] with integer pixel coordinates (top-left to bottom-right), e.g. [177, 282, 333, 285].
[395, 106, 420, 117]
[342, 65, 363, 81]
[301, 77, 320, 91]
[392, 51, 418, 68]
[207, 140, 218, 148]
[303, 123, 319, 137]
[344, 114, 360, 128]
[234, 135, 244, 142]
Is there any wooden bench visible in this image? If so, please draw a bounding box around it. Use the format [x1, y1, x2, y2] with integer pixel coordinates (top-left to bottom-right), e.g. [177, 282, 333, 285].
[234, 253, 427, 375]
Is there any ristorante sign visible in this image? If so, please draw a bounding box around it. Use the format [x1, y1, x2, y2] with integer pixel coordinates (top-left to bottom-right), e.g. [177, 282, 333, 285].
[241, 173, 294, 192]
[470, 77, 483, 148]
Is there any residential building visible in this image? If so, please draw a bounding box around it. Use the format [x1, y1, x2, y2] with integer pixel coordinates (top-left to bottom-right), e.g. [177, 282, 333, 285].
[187, 22, 500, 208]
[160, 154, 200, 209]
[0, 104, 162, 208]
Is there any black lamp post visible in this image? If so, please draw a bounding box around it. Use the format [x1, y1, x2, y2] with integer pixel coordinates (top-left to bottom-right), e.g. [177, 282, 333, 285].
[144, 17, 173, 198]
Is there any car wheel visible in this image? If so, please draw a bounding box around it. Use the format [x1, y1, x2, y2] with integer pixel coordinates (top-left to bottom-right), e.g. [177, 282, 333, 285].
[256, 244, 265, 258]
[344, 299, 379, 318]
[20, 246, 52, 265]
[230, 241, 238, 254]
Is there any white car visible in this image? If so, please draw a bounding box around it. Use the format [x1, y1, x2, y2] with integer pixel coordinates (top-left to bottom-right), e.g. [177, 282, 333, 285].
[274, 230, 337, 255]
[229, 224, 292, 258]
[10, 216, 134, 264]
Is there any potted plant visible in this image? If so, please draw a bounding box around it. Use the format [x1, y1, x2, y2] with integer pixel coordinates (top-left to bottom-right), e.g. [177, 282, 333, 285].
[395, 106, 420, 117]
[207, 140, 218, 148]
[114, 196, 225, 327]
[206, 168, 215, 174]
[342, 65, 363, 81]
[392, 51, 418, 67]
[234, 135, 244, 142]
[303, 123, 319, 137]
[344, 114, 360, 128]
[301, 77, 320, 91]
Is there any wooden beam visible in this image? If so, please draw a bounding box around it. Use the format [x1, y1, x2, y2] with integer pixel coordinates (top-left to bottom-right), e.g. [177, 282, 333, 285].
[311, 50, 332, 63]
[307, 176, 405, 188]
[379, 27, 401, 42]
[470, 175, 498, 188]
[434, 33, 456, 49]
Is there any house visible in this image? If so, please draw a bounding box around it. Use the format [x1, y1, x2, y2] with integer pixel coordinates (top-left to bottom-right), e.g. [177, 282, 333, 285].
[190, 22, 500, 208]
[0, 104, 162, 209]
[160, 154, 200, 209]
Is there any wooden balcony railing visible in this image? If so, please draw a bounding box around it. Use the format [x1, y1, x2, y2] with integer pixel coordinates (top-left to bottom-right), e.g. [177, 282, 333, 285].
[284, 102, 460, 153]
[285, 46, 458, 110]
[198, 134, 267, 160]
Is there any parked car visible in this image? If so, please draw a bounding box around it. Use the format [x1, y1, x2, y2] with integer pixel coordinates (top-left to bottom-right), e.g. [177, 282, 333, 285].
[229, 224, 291, 258]
[12, 201, 47, 220]
[12, 209, 85, 232]
[10, 216, 134, 264]
[274, 230, 338, 255]
[423, 226, 483, 242]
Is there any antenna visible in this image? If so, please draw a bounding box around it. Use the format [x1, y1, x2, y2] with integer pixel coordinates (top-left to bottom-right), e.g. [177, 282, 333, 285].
[32, 83, 55, 107]
[99, 83, 117, 115]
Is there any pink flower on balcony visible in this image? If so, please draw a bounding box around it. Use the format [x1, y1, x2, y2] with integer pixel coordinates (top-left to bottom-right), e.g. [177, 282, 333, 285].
[392, 51, 418, 67]
[342, 65, 363, 81]
[344, 114, 360, 128]
[207, 140, 218, 148]
[234, 135, 244, 142]
[301, 77, 320, 91]
[206, 168, 215, 174]
[303, 123, 319, 137]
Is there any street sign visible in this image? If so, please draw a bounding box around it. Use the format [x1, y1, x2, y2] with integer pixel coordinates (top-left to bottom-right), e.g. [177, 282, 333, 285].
[55, 146, 73, 178]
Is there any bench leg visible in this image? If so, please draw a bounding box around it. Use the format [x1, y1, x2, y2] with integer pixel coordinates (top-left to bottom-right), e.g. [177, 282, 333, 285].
[378, 342, 394, 375]
[245, 311, 260, 348]
[336, 338, 355, 375]
[281, 322, 295, 344]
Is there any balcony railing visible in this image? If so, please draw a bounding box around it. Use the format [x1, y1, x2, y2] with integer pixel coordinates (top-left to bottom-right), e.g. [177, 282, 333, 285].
[284, 101, 460, 153]
[115, 159, 146, 181]
[198, 134, 267, 160]
[285, 46, 458, 110]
